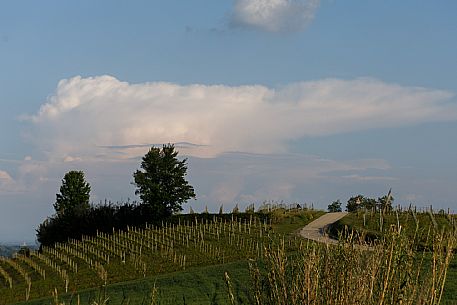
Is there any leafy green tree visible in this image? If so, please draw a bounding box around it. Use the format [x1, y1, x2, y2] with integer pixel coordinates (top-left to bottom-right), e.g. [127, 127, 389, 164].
[327, 200, 342, 212]
[346, 195, 364, 212]
[378, 189, 394, 212]
[133, 144, 196, 218]
[54, 171, 91, 216]
[346, 194, 378, 212]
[364, 197, 378, 210]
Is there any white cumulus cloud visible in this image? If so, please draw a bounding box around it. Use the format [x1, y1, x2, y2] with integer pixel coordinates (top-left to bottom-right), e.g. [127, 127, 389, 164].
[25, 75, 457, 161]
[230, 0, 320, 32]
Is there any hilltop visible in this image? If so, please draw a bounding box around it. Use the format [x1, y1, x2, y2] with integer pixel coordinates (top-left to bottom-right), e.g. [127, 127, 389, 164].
[0, 208, 324, 304]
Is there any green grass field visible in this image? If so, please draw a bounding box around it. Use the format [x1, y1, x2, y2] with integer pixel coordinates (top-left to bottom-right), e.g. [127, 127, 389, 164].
[328, 209, 456, 243]
[329, 209, 457, 304]
[12, 261, 253, 305]
[1, 209, 322, 305]
[2, 208, 457, 304]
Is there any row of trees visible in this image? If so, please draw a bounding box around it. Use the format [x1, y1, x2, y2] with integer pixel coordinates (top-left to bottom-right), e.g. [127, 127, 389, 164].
[38, 143, 394, 245]
[327, 190, 394, 213]
[37, 144, 196, 245]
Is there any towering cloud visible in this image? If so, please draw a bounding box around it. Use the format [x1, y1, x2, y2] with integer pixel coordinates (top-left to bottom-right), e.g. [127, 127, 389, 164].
[25, 75, 456, 161]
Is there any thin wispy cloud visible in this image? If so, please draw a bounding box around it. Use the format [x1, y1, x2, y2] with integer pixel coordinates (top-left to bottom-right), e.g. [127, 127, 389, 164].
[341, 174, 398, 182]
[230, 0, 321, 32]
[187, 152, 393, 205]
[24, 75, 457, 162]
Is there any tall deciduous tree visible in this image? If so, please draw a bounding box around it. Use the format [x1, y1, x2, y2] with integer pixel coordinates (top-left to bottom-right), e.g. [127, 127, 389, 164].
[133, 144, 195, 218]
[54, 171, 91, 216]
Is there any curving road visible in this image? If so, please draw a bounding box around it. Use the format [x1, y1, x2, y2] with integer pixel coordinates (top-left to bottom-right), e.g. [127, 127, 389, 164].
[298, 212, 348, 244]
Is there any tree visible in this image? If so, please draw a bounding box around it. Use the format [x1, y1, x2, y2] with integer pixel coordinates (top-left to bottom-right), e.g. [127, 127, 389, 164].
[327, 200, 342, 212]
[133, 144, 196, 218]
[54, 171, 91, 216]
[364, 197, 378, 210]
[346, 194, 377, 212]
[378, 189, 394, 212]
[346, 195, 365, 212]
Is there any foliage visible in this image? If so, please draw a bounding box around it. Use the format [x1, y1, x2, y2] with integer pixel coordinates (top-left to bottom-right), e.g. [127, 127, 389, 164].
[4, 210, 322, 304]
[37, 202, 162, 246]
[327, 208, 457, 304]
[346, 195, 373, 212]
[327, 200, 342, 212]
[346, 194, 392, 212]
[346, 195, 384, 212]
[249, 225, 456, 305]
[11, 261, 252, 305]
[6, 209, 457, 305]
[133, 144, 195, 218]
[328, 207, 456, 247]
[54, 171, 91, 216]
[377, 194, 394, 212]
[268, 208, 324, 235]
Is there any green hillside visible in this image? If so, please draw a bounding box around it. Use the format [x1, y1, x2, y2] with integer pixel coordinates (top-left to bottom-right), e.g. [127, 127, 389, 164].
[328, 208, 457, 304]
[13, 261, 252, 305]
[0, 209, 321, 304]
[2, 208, 457, 305]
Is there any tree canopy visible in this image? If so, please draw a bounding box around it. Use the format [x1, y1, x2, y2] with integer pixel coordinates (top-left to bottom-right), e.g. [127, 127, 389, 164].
[346, 191, 394, 212]
[133, 144, 196, 218]
[378, 189, 394, 212]
[328, 200, 343, 212]
[54, 170, 91, 216]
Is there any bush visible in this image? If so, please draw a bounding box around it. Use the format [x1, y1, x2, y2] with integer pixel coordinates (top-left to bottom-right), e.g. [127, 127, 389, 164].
[36, 203, 273, 247]
[36, 202, 167, 247]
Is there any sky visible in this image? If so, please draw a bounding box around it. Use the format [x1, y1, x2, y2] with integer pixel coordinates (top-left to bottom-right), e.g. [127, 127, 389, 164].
[1, 0, 457, 243]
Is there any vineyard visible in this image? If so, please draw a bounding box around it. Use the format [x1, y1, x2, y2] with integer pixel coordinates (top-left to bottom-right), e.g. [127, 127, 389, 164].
[328, 206, 457, 246]
[0, 210, 315, 304]
[2, 208, 457, 305]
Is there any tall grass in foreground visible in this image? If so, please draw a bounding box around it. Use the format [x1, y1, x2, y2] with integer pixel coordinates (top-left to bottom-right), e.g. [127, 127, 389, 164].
[247, 224, 456, 305]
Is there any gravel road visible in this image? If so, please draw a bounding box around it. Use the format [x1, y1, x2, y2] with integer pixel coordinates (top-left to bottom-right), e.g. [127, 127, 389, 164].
[298, 212, 348, 244]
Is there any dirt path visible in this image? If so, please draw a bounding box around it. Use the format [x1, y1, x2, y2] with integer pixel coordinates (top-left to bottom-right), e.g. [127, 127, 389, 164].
[298, 212, 348, 244]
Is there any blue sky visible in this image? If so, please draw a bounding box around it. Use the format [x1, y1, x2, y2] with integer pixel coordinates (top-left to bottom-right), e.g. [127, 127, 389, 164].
[1, 0, 457, 243]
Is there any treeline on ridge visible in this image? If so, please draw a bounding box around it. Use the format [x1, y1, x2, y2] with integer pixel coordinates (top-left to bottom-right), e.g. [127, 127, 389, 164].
[37, 144, 198, 247]
[37, 202, 160, 246]
[36, 202, 272, 247]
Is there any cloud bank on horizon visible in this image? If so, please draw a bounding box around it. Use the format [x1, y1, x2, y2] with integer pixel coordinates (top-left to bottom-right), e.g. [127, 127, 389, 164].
[25, 75, 457, 162]
[230, 0, 321, 32]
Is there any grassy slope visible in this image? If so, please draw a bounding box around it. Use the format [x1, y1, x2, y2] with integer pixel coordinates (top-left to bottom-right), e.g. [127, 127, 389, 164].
[270, 209, 325, 235]
[13, 261, 252, 305]
[10, 209, 323, 305]
[329, 211, 457, 304]
[328, 211, 455, 242]
[11, 209, 457, 304]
